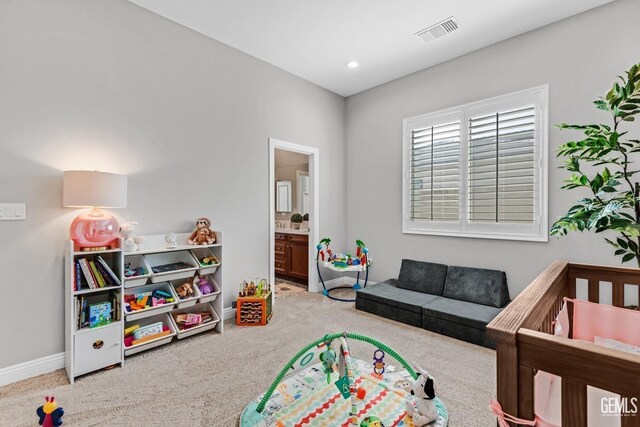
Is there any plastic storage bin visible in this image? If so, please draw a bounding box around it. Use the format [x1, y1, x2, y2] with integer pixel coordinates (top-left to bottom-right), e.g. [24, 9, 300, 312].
[194, 275, 221, 304]
[170, 302, 220, 339]
[190, 247, 220, 275]
[145, 251, 198, 283]
[123, 254, 152, 288]
[170, 278, 202, 309]
[124, 282, 177, 321]
[124, 313, 176, 356]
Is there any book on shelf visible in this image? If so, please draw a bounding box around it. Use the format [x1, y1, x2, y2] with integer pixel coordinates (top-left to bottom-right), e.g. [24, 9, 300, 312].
[89, 261, 107, 288]
[89, 302, 111, 328]
[77, 258, 97, 289]
[97, 255, 121, 285]
[76, 290, 120, 331]
[75, 256, 120, 291]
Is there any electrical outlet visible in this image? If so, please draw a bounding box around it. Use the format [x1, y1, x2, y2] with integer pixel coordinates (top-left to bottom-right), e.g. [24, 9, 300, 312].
[0, 203, 26, 220]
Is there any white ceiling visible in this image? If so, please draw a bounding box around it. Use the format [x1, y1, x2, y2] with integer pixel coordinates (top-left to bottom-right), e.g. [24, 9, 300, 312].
[129, 0, 613, 97]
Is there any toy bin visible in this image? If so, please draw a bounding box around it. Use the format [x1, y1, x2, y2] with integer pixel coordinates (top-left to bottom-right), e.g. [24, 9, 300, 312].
[123, 254, 152, 288]
[170, 278, 202, 309]
[145, 251, 198, 283]
[124, 282, 178, 321]
[190, 247, 220, 275]
[194, 275, 221, 304]
[170, 302, 220, 339]
[123, 313, 176, 356]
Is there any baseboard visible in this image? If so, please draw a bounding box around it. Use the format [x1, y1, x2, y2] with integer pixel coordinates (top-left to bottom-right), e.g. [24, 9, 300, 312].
[0, 352, 65, 387]
[223, 306, 235, 321]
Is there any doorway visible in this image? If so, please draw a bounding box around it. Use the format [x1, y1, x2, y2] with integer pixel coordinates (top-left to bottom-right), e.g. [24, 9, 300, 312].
[269, 139, 319, 301]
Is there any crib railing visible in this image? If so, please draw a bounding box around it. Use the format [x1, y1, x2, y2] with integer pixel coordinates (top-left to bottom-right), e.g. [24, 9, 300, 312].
[487, 261, 640, 427]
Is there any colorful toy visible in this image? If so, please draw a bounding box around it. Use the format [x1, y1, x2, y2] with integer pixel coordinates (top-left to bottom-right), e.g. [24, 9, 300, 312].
[199, 255, 219, 266]
[124, 289, 174, 312]
[360, 416, 384, 427]
[236, 281, 272, 326]
[240, 332, 448, 427]
[319, 344, 337, 384]
[195, 275, 214, 295]
[316, 238, 371, 302]
[356, 387, 367, 400]
[405, 363, 438, 426]
[124, 262, 147, 278]
[37, 396, 64, 427]
[173, 311, 212, 331]
[372, 349, 385, 377]
[188, 217, 216, 245]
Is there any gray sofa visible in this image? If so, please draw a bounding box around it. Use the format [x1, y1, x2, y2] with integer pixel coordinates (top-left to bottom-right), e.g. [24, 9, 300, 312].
[355, 259, 510, 349]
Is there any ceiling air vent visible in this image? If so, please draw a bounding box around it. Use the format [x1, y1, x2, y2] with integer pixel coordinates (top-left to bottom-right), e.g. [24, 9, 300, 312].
[415, 17, 460, 44]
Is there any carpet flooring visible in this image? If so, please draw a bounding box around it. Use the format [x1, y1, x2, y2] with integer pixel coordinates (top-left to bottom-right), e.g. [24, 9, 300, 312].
[0, 292, 496, 426]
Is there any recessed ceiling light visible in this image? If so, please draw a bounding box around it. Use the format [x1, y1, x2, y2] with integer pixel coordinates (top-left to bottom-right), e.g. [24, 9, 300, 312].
[345, 60, 359, 69]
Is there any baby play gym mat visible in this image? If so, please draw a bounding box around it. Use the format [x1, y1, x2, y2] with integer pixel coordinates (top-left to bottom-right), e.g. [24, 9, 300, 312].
[240, 332, 448, 427]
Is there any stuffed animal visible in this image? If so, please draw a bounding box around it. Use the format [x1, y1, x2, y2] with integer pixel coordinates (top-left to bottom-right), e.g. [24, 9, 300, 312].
[175, 281, 194, 299]
[120, 222, 145, 251]
[188, 217, 216, 245]
[405, 363, 438, 426]
[37, 396, 64, 427]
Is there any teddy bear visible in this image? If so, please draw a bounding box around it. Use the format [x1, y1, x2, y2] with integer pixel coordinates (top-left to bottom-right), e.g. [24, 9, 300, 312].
[120, 222, 145, 251]
[175, 281, 194, 299]
[188, 217, 216, 245]
[405, 363, 438, 426]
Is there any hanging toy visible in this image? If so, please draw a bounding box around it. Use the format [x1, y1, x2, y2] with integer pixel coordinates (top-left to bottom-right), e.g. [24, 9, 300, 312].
[37, 396, 64, 427]
[319, 342, 337, 384]
[372, 349, 385, 378]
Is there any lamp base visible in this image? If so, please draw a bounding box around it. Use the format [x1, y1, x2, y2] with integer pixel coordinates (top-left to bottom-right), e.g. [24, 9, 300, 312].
[80, 246, 111, 252]
[70, 209, 119, 251]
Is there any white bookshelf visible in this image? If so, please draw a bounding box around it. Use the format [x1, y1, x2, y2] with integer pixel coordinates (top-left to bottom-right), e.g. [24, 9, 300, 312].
[64, 231, 223, 383]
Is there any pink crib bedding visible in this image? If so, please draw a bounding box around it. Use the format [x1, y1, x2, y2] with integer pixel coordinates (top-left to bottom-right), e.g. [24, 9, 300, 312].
[534, 298, 640, 427]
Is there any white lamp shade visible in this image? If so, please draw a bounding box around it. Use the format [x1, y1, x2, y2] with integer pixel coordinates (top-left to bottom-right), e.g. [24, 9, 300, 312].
[63, 170, 127, 208]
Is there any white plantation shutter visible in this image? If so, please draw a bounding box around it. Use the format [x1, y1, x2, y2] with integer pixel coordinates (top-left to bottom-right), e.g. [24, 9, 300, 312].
[410, 121, 461, 221]
[468, 106, 535, 223]
[403, 86, 548, 241]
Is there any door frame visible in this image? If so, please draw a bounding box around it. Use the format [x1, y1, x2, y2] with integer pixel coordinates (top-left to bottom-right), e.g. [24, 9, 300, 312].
[269, 138, 320, 298]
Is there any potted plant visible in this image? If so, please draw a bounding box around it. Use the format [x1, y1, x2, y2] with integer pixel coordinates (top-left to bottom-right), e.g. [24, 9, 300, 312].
[290, 212, 303, 229]
[552, 62, 640, 265]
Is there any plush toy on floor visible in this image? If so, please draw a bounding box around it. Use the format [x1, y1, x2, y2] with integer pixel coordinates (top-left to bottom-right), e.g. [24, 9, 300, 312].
[37, 396, 64, 427]
[406, 363, 438, 426]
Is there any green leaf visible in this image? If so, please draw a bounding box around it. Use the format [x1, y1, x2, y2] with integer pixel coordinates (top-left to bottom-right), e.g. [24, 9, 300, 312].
[617, 238, 628, 249]
[622, 253, 635, 263]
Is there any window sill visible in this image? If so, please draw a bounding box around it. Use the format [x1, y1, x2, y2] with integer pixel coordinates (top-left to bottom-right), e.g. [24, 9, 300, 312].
[402, 227, 549, 243]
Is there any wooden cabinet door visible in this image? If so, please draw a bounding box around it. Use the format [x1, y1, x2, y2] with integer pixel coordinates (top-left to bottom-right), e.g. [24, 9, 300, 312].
[287, 242, 309, 281]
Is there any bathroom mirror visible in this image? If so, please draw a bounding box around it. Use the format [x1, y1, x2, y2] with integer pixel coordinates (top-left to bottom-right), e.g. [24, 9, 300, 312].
[276, 181, 292, 213]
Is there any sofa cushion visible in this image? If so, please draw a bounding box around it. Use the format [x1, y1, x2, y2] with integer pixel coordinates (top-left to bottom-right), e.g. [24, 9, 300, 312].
[396, 259, 448, 295]
[443, 265, 509, 308]
[422, 297, 504, 330]
[356, 297, 423, 328]
[356, 280, 441, 313]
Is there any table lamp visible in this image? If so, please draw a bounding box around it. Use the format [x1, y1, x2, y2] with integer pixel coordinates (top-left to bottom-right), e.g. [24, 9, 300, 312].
[63, 170, 127, 251]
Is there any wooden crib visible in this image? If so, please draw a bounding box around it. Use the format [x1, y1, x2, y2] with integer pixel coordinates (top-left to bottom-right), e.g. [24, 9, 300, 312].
[487, 261, 640, 427]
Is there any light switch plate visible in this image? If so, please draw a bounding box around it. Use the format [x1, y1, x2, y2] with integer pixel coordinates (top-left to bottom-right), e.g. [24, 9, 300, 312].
[0, 203, 26, 220]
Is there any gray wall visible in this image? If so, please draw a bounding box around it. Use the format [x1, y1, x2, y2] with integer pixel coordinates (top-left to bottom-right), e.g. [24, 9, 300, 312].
[345, 0, 640, 297]
[0, 0, 346, 368]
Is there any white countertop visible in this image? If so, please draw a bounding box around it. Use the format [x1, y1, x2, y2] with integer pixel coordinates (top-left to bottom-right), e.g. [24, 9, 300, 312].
[274, 228, 310, 235]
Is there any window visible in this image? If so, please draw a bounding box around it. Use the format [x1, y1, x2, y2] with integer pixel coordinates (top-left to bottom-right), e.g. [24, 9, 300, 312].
[403, 86, 548, 241]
